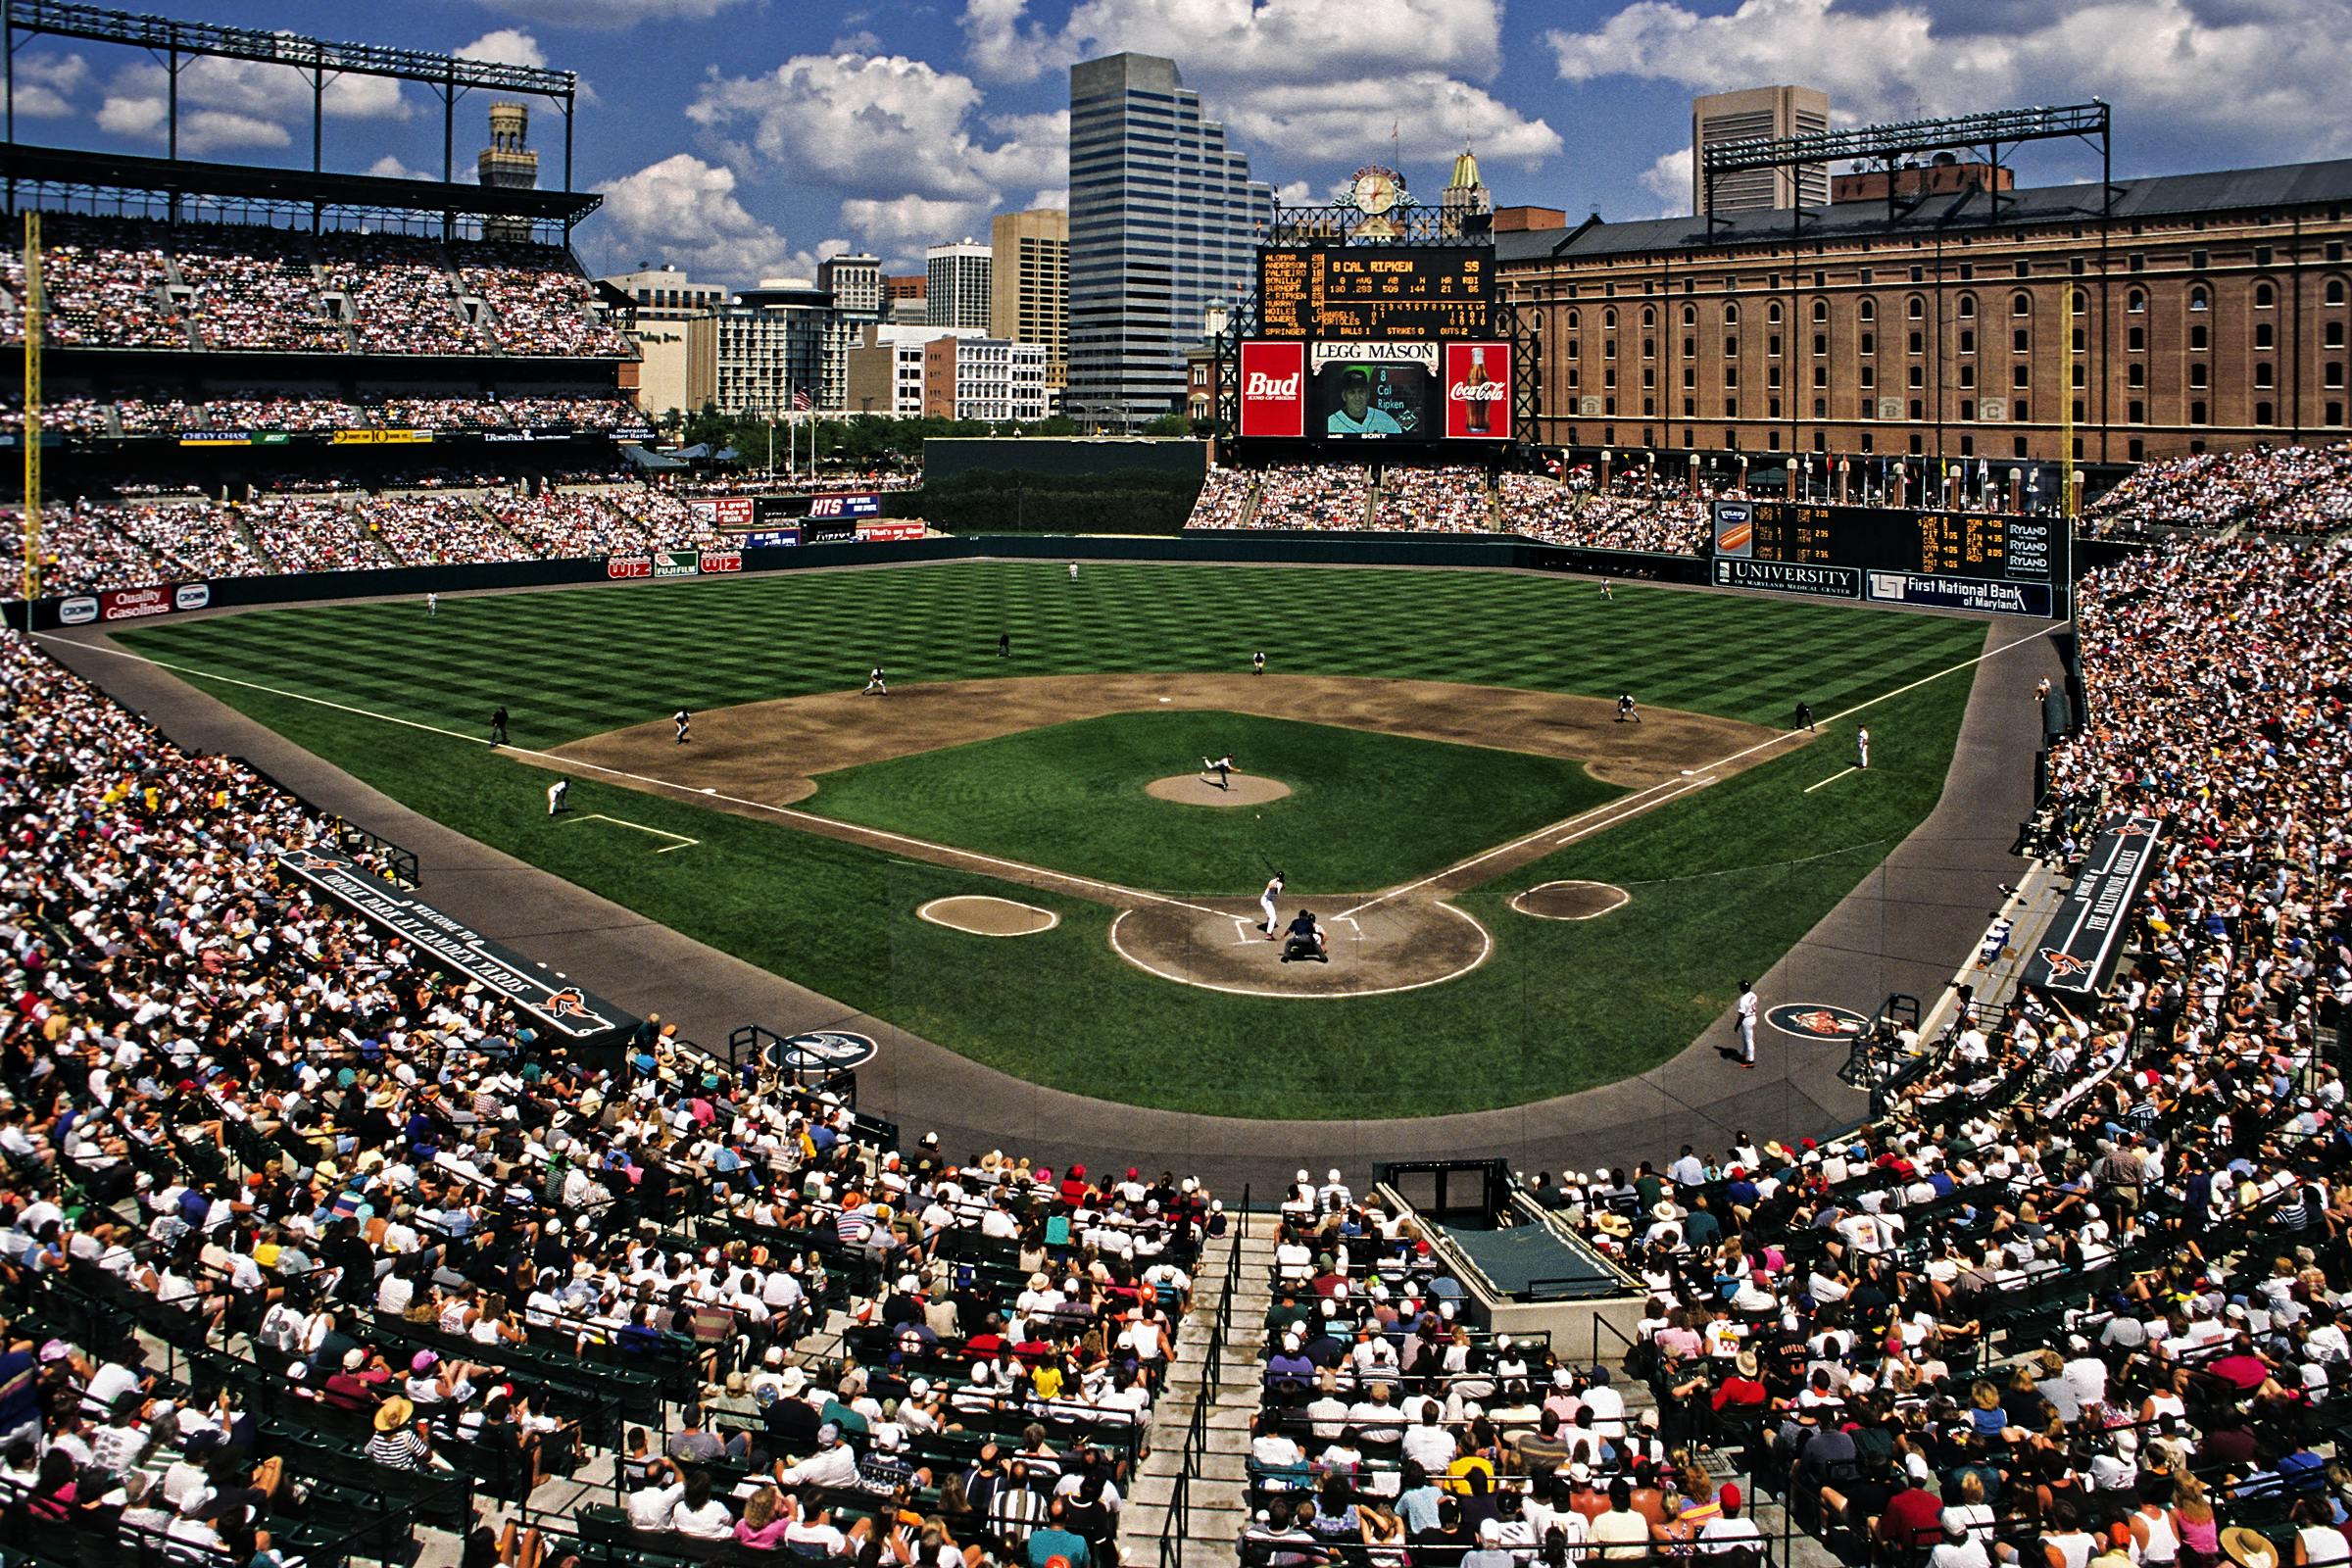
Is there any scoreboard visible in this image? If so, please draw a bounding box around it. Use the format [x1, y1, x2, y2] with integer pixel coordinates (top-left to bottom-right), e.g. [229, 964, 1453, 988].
[1710, 500, 2063, 616]
[1241, 242, 1509, 446]
[1256, 246, 1492, 341]
[1731, 502, 2055, 579]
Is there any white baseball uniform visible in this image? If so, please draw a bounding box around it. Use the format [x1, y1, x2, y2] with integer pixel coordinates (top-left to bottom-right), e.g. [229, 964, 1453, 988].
[1259, 875, 1284, 937]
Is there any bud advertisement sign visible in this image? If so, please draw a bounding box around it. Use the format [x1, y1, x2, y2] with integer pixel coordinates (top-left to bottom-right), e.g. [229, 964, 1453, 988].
[1239, 340, 1306, 439]
[1444, 341, 1510, 440]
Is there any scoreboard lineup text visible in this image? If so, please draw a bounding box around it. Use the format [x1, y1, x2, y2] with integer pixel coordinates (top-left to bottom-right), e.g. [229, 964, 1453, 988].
[1741, 501, 2056, 581]
[1257, 246, 1494, 341]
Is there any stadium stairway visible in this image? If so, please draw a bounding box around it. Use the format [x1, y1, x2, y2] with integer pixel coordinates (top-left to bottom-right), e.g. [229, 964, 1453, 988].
[1117, 1222, 1272, 1568]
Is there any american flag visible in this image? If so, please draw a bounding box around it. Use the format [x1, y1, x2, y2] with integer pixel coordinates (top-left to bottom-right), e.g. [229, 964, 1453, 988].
[791, 387, 812, 413]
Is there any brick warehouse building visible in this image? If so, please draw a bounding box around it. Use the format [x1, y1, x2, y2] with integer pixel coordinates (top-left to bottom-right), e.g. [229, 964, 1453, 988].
[1494, 159, 2352, 467]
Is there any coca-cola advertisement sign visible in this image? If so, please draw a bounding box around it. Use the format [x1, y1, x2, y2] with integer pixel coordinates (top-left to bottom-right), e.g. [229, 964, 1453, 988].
[1444, 341, 1510, 440]
[100, 586, 177, 621]
[1239, 340, 1306, 439]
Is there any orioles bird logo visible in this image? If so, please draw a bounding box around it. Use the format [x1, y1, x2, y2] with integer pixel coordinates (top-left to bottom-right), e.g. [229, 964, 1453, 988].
[2113, 822, 2152, 838]
[543, 988, 594, 1019]
[279, 850, 336, 871]
[1790, 1009, 1861, 1037]
[2035, 949, 2091, 978]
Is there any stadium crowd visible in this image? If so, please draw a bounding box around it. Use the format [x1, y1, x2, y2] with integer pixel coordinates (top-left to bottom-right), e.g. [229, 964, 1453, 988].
[1368, 467, 1497, 533]
[0, 617, 1227, 1566]
[2085, 443, 2352, 536]
[0, 217, 624, 358]
[1232, 523, 2352, 1565]
[1186, 465, 1369, 530]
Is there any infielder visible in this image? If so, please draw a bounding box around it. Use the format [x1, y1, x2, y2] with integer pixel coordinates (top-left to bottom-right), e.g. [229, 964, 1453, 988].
[1252, 651, 1266, 676]
[547, 778, 569, 816]
[998, 632, 1011, 659]
[673, 709, 692, 745]
[1616, 693, 1642, 724]
[1856, 725, 1871, 769]
[1735, 979, 1757, 1067]
[1258, 871, 1285, 939]
[1203, 754, 1234, 790]
[864, 666, 888, 696]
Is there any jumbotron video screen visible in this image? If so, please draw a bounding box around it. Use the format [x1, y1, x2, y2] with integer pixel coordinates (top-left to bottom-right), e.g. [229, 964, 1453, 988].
[1240, 244, 1510, 445]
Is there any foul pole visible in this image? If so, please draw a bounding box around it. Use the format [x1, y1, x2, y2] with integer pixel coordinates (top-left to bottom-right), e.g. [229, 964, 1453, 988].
[21, 211, 40, 617]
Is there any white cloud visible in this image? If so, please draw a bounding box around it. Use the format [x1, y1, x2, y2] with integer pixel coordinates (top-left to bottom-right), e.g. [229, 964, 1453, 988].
[13, 53, 87, 120]
[963, 0, 1503, 85]
[689, 52, 1070, 255]
[1546, 0, 2352, 157]
[1216, 73, 1560, 168]
[594, 153, 817, 287]
[839, 194, 998, 268]
[958, 0, 1554, 172]
[1275, 179, 1314, 206]
[1025, 187, 1069, 211]
[456, 28, 548, 70]
[95, 51, 409, 155]
[466, 0, 747, 25]
[368, 154, 436, 182]
[1639, 148, 1693, 215]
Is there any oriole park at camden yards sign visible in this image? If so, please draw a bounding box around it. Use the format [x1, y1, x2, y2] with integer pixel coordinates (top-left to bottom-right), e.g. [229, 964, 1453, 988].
[274, 848, 637, 1041]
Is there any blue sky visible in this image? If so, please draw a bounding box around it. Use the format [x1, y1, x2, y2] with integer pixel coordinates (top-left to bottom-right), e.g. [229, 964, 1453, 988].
[10, 0, 2347, 284]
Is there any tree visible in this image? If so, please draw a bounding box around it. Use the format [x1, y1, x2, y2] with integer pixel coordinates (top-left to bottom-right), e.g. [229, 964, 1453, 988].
[1140, 413, 1193, 437]
[1033, 415, 1080, 436]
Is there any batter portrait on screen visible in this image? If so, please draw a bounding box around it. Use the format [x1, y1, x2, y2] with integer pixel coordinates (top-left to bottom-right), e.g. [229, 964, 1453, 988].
[1319, 364, 1422, 437]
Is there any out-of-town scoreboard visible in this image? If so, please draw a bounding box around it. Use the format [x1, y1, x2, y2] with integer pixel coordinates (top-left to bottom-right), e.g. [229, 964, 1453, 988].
[1709, 499, 2065, 616]
[1255, 246, 1493, 342]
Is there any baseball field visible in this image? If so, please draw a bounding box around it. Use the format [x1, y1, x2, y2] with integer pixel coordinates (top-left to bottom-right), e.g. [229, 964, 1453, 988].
[114, 559, 1990, 1118]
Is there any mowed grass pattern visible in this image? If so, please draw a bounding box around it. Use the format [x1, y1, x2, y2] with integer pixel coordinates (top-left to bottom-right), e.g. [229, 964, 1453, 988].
[801, 710, 1620, 894]
[120, 561, 1984, 748]
[117, 563, 1993, 1118]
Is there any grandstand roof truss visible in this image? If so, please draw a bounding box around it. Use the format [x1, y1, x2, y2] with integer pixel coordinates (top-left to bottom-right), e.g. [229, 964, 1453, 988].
[2, 2, 583, 204]
[1699, 100, 2115, 242]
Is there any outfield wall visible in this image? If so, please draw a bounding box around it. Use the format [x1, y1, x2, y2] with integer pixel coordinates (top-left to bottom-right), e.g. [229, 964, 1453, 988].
[9, 526, 2132, 633]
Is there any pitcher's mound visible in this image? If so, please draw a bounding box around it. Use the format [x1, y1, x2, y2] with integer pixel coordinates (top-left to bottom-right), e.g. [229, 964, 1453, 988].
[1511, 880, 1631, 921]
[1144, 772, 1293, 807]
[918, 895, 1059, 937]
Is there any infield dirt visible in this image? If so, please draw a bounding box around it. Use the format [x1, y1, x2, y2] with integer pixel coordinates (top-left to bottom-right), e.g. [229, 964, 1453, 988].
[544, 673, 1801, 996]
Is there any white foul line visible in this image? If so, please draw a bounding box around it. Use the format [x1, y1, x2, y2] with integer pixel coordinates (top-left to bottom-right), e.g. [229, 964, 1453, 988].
[1342, 618, 2063, 918]
[564, 812, 700, 853]
[1802, 766, 1860, 795]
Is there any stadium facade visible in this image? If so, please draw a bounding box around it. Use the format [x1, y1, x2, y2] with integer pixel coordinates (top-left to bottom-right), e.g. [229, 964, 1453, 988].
[1497, 158, 2352, 466]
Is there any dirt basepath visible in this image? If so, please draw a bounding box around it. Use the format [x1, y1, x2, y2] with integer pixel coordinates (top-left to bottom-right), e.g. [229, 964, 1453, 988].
[534, 673, 1805, 998]
[552, 672, 1775, 809]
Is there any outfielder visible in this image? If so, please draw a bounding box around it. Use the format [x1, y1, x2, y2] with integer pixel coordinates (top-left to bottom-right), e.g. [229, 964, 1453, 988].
[1068, 562, 1079, 581]
[1258, 871, 1285, 939]
[1856, 725, 1871, 769]
[1203, 754, 1234, 790]
[1735, 979, 1757, 1067]
[426, 591, 438, 617]
[673, 709, 692, 745]
[864, 666, 888, 696]
[547, 778, 569, 816]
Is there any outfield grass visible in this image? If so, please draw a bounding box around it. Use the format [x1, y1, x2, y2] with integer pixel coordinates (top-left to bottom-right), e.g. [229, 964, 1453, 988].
[118, 562, 1990, 1118]
[802, 710, 1619, 894]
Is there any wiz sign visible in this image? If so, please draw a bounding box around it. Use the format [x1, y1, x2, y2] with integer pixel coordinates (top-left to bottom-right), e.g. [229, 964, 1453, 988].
[1239, 340, 1306, 439]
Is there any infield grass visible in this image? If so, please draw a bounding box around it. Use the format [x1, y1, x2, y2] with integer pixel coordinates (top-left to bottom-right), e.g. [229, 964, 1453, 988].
[116, 561, 1991, 1118]
[802, 710, 1619, 894]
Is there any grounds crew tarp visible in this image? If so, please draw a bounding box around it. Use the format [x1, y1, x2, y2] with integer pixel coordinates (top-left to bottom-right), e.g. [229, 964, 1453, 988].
[274, 847, 636, 1042]
[2021, 812, 2166, 997]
